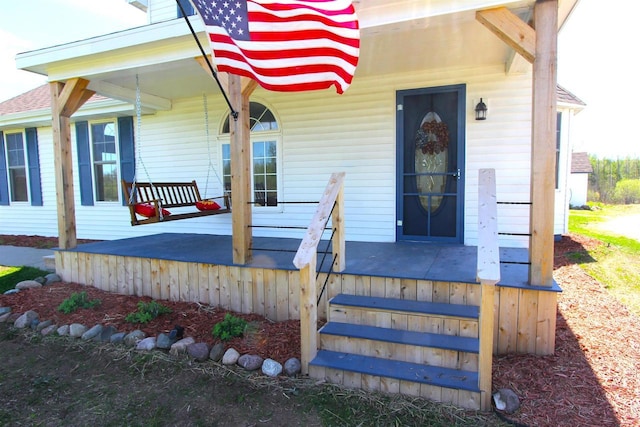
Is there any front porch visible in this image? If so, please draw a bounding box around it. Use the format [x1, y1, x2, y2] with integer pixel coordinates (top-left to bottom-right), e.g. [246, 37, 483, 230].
[54, 232, 559, 409]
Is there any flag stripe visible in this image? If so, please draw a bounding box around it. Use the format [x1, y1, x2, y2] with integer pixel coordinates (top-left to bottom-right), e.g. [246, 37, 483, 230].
[192, 0, 360, 94]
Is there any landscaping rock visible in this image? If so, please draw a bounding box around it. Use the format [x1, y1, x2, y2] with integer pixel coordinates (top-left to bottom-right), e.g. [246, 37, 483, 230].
[15, 280, 42, 290]
[222, 348, 240, 365]
[284, 358, 301, 377]
[40, 325, 58, 336]
[262, 358, 282, 377]
[136, 337, 157, 351]
[110, 332, 126, 344]
[3, 289, 19, 295]
[36, 320, 53, 332]
[209, 342, 225, 362]
[56, 325, 70, 336]
[0, 307, 12, 316]
[81, 324, 103, 341]
[0, 312, 11, 323]
[187, 342, 210, 362]
[493, 388, 520, 414]
[33, 277, 46, 285]
[124, 330, 146, 347]
[156, 333, 177, 350]
[69, 323, 88, 338]
[237, 354, 263, 371]
[98, 325, 118, 342]
[14, 310, 39, 329]
[169, 337, 195, 356]
[44, 273, 62, 285]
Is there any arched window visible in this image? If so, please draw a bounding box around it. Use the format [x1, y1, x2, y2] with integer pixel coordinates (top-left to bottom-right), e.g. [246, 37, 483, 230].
[220, 102, 281, 207]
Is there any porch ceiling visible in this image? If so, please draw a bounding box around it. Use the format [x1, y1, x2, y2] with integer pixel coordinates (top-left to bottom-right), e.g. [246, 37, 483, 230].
[15, 0, 578, 110]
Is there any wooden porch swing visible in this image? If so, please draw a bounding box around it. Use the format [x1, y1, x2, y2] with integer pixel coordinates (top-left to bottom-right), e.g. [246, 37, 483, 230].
[123, 83, 230, 226]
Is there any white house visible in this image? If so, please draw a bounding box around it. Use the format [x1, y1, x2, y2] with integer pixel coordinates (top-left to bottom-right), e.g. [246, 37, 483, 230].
[0, 0, 581, 410]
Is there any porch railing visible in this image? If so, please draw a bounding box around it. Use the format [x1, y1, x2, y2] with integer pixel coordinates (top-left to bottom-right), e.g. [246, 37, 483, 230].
[476, 168, 500, 411]
[294, 172, 346, 374]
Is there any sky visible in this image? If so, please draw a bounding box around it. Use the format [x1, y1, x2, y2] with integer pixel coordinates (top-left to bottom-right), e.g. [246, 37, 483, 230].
[0, 0, 637, 159]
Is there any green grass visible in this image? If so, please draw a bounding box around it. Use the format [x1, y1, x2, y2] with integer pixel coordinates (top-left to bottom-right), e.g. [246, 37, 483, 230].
[569, 204, 640, 315]
[0, 266, 50, 294]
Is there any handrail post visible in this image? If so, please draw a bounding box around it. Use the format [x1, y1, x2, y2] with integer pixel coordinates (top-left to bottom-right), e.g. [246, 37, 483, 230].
[477, 168, 500, 411]
[299, 255, 317, 374]
[294, 172, 346, 375]
[332, 183, 345, 272]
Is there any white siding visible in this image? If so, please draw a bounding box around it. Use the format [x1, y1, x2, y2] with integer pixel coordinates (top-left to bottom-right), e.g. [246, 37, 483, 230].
[2, 64, 541, 248]
[148, 0, 179, 24]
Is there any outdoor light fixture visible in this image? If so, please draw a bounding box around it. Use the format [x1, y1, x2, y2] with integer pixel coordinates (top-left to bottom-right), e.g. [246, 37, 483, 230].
[475, 98, 487, 120]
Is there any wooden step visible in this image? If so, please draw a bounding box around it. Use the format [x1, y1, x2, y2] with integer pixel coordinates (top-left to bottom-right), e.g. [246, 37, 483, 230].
[319, 322, 479, 370]
[330, 294, 479, 319]
[320, 322, 479, 353]
[309, 350, 481, 409]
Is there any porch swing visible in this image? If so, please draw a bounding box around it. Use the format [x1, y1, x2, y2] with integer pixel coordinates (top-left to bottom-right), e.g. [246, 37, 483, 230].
[121, 79, 231, 226]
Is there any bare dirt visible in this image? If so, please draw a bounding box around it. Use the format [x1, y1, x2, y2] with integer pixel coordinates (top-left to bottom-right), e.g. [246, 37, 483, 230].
[1, 234, 639, 426]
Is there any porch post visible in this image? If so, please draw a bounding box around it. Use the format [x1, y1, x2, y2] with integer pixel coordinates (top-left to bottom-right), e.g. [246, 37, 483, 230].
[228, 75, 254, 264]
[49, 78, 94, 250]
[528, 0, 558, 287]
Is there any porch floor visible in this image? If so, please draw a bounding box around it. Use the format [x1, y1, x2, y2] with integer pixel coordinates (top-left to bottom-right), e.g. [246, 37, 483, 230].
[59, 233, 560, 292]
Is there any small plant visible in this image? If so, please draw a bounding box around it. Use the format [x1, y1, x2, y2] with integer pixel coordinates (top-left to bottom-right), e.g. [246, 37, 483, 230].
[57, 291, 101, 314]
[125, 300, 172, 324]
[212, 313, 248, 341]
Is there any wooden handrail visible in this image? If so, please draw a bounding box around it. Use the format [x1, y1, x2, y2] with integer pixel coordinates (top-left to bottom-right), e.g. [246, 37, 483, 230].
[294, 172, 346, 374]
[477, 168, 500, 411]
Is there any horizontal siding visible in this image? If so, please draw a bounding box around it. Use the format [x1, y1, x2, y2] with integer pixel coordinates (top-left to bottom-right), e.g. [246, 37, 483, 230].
[148, 0, 177, 24]
[2, 64, 545, 249]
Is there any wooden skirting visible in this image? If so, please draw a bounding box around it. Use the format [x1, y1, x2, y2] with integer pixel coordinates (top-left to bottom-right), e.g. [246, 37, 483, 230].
[55, 251, 556, 355]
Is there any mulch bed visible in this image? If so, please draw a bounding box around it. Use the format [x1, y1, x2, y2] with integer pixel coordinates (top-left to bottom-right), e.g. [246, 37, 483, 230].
[1, 234, 639, 425]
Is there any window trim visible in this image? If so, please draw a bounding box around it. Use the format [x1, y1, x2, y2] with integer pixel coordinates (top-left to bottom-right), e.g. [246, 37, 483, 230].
[89, 120, 121, 204]
[4, 130, 29, 204]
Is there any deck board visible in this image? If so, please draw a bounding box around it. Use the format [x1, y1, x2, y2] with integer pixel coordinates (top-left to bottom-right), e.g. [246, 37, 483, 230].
[58, 232, 560, 290]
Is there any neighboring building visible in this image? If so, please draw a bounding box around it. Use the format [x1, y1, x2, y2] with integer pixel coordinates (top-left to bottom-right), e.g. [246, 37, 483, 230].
[569, 152, 593, 207]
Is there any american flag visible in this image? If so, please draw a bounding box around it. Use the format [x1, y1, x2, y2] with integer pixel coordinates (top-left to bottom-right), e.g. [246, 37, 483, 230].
[191, 0, 360, 94]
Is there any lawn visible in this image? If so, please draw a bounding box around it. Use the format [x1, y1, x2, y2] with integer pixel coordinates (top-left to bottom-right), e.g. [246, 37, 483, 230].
[569, 203, 640, 315]
[0, 266, 51, 294]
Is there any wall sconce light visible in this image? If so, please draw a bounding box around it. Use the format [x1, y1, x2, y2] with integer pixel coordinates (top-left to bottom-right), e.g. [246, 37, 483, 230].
[475, 98, 487, 120]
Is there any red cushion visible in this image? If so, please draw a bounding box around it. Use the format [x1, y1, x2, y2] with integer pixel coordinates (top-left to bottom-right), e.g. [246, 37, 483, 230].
[134, 203, 171, 218]
[196, 200, 221, 211]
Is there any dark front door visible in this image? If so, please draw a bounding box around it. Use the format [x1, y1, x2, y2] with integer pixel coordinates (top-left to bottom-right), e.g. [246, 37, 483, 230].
[396, 85, 465, 242]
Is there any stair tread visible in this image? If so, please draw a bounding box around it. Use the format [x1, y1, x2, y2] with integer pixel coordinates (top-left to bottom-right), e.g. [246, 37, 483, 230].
[310, 350, 480, 392]
[320, 322, 479, 353]
[330, 294, 479, 319]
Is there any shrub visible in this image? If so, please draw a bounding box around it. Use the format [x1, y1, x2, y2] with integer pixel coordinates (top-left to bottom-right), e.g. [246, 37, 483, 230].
[125, 300, 172, 324]
[613, 179, 640, 204]
[57, 291, 101, 314]
[212, 313, 248, 341]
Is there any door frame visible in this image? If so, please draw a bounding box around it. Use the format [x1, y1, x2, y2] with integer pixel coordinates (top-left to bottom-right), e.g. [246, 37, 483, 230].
[395, 84, 466, 243]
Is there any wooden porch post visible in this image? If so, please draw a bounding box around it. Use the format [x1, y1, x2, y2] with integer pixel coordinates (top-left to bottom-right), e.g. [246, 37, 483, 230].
[50, 78, 95, 250]
[477, 1, 558, 287]
[228, 74, 257, 264]
[529, 0, 558, 287]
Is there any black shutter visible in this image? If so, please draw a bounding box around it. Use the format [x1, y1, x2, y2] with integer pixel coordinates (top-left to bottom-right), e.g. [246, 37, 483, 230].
[177, 0, 194, 18]
[118, 116, 135, 205]
[0, 131, 8, 205]
[75, 121, 94, 206]
[25, 128, 43, 206]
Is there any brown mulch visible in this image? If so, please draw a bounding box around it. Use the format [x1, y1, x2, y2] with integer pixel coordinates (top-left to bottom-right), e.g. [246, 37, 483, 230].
[1, 234, 640, 425]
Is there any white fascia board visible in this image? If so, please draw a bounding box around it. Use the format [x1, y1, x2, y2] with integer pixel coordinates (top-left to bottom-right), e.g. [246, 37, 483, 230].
[0, 99, 134, 129]
[15, 17, 203, 75]
[358, 0, 528, 29]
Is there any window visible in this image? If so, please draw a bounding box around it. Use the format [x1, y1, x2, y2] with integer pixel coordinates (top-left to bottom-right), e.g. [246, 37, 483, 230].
[5, 132, 28, 202]
[91, 122, 119, 202]
[221, 102, 280, 207]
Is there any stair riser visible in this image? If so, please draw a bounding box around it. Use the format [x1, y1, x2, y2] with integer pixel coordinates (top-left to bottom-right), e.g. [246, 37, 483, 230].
[309, 365, 481, 410]
[329, 306, 479, 338]
[320, 335, 479, 371]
